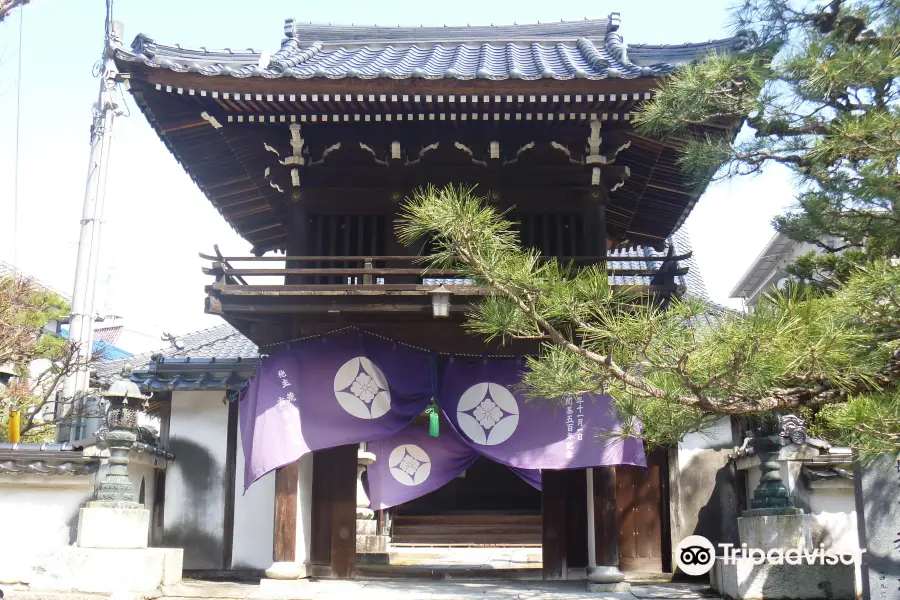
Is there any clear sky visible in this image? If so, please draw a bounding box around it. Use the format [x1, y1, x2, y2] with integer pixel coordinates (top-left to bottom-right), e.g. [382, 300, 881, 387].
[0, 0, 796, 352]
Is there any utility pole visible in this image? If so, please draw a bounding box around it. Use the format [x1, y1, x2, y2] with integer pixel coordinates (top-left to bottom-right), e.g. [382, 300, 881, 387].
[59, 14, 124, 441]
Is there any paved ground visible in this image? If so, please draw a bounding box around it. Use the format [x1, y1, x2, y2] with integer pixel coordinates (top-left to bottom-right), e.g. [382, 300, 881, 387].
[4, 580, 720, 600]
[3, 548, 716, 599]
[155, 579, 720, 600]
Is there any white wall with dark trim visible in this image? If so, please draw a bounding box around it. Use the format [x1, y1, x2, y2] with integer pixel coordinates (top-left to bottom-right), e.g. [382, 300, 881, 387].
[164, 390, 230, 569]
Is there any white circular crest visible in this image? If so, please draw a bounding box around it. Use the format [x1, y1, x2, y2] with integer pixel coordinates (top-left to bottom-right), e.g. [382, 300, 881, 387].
[388, 444, 432, 486]
[456, 382, 520, 446]
[333, 357, 391, 419]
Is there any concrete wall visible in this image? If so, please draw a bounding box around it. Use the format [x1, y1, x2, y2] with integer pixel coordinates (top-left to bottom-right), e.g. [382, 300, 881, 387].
[0, 473, 95, 547]
[232, 425, 275, 570]
[0, 447, 161, 551]
[159, 390, 316, 571]
[164, 390, 229, 570]
[669, 417, 740, 567]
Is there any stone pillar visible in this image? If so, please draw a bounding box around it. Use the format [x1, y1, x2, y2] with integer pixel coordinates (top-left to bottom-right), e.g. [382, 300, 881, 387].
[356, 443, 388, 558]
[356, 444, 375, 520]
[854, 453, 900, 600]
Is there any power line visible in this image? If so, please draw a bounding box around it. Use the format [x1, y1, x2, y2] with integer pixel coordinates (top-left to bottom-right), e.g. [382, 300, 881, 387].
[12, 5, 23, 267]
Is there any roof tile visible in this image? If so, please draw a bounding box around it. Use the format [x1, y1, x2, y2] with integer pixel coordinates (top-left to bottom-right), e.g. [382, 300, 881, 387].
[115, 15, 748, 82]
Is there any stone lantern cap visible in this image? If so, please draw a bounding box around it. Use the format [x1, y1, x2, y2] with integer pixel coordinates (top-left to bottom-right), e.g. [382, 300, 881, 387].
[102, 378, 149, 401]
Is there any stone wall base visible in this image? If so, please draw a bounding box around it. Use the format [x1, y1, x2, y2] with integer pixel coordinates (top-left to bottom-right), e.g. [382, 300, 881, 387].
[355, 517, 389, 554]
[710, 556, 855, 600]
[76, 506, 150, 549]
[0, 546, 182, 594]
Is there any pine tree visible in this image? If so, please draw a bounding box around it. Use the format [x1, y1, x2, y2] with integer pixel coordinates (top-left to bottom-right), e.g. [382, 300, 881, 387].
[397, 0, 900, 454]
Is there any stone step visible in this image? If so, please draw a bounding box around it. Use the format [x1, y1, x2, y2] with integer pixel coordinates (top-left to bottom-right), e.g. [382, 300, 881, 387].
[356, 534, 389, 554]
[392, 513, 543, 545]
[355, 519, 378, 536]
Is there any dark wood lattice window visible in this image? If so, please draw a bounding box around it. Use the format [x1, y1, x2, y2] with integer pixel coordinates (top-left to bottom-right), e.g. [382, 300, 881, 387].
[306, 214, 388, 284]
[511, 213, 586, 258]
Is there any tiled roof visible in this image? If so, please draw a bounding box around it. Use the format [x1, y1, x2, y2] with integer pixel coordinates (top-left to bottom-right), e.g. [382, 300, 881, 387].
[606, 225, 708, 297]
[94, 323, 258, 385]
[93, 325, 124, 345]
[114, 14, 748, 82]
[0, 443, 100, 476]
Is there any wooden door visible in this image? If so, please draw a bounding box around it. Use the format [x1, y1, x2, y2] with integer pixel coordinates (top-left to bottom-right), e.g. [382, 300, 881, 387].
[309, 444, 357, 578]
[616, 449, 667, 573]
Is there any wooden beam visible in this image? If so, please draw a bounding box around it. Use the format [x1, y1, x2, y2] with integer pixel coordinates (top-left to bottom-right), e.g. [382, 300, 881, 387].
[542, 469, 568, 580]
[222, 400, 239, 569]
[594, 466, 620, 568]
[309, 445, 357, 578]
[274, 461, 300, 562]
[329, 444, 357, 579]
[646, 182, 694, 196]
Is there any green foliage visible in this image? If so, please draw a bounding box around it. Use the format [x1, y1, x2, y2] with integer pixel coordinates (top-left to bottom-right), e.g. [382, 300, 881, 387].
[0, 274, 71, 443]
[635, 0, 900, 283]
[398, 0, 900, 454]
[398, 185, 900, 454]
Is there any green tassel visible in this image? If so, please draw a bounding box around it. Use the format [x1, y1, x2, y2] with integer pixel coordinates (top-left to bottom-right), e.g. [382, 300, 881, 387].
[426, 402, 440, 438]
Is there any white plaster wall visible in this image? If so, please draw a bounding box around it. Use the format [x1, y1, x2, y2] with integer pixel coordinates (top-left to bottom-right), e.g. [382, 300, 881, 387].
[295, 452, 313, 565]
[232, 425, 275, 569]
[0, 474, 94, 547]
[808, 483, 859, 551]
[670, 417, 739, 563]
[680, 417, 734, 452]
[164, 390, 229, 569]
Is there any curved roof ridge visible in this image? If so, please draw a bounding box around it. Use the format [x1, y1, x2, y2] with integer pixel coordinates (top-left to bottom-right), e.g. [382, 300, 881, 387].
[284, 16, 613, 46]
[114, 11, 747, 81]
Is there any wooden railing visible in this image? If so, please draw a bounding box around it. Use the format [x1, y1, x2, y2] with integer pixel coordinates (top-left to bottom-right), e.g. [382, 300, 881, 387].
[201, 252, 690, 289]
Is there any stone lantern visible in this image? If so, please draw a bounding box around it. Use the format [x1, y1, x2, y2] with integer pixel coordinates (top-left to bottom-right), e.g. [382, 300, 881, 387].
[76, 377, 152, 549]
[738, 414, 812, 551]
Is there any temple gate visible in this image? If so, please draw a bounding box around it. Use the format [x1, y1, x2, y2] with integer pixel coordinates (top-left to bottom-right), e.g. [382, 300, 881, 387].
[112, 14, 744, 579]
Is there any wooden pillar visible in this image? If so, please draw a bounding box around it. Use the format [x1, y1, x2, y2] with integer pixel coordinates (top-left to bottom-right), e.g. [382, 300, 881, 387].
[287, 204, 309, 285]
[274, 461, 300, 562]
[584, 189, 608, 261]
[222, 399, 239, 569]
[597, 202, 608, 260]
[310, 445, 357, 578]
[594, 466, 620, 568]
[541, 469, 568, 580]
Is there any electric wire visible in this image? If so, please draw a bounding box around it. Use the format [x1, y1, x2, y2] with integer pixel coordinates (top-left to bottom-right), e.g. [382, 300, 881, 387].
[12, 5, 23, 267]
